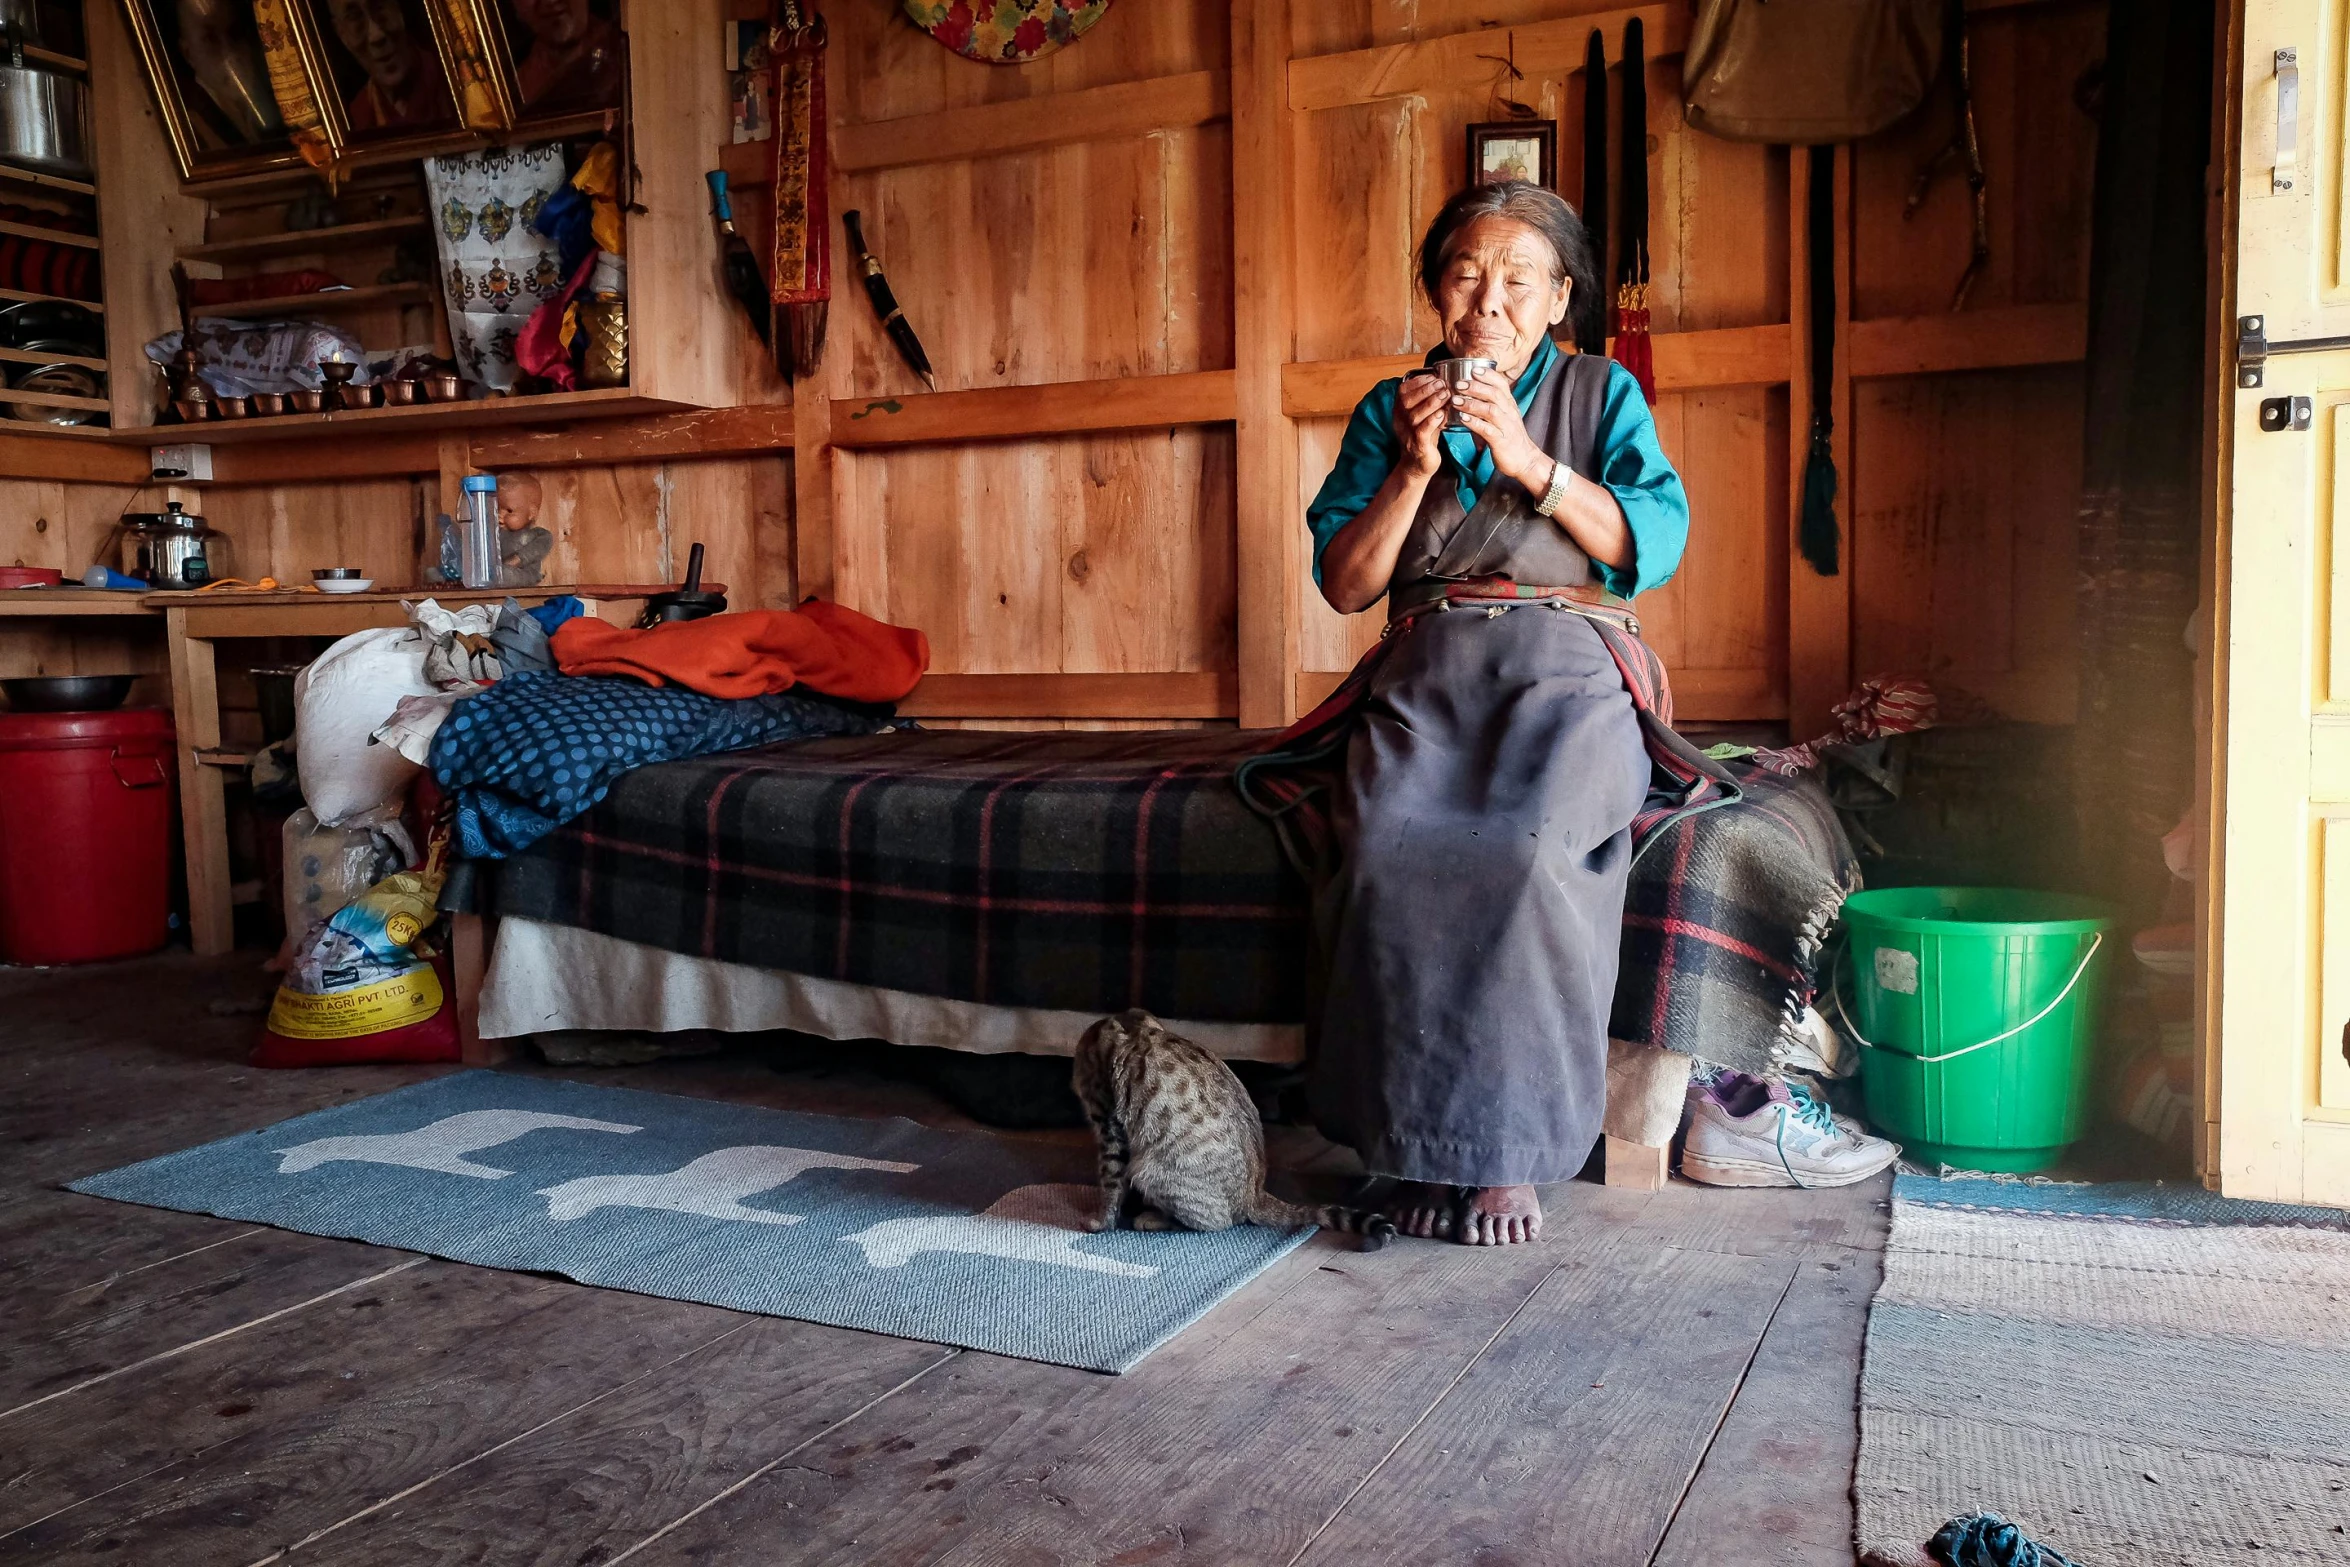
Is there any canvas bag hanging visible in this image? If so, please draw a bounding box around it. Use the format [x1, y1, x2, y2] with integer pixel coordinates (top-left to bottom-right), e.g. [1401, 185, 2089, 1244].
[1683, 0, 1947, 144]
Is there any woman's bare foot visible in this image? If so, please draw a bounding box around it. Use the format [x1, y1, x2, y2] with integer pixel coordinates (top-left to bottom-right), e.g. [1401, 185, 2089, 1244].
[1456, 1185, 1542, 1246]
[1381, 1180, 1457, 1239]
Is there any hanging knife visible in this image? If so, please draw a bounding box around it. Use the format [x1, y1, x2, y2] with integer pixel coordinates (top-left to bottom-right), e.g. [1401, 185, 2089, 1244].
[841, 208, 935, 392]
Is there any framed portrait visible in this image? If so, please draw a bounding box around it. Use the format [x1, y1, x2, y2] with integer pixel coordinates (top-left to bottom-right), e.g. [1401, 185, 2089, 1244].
[485, 0, 625, 120]
[301, 0, 468, 148]
[121, 0, 307, 181]
[1466, 120, 1558, 191]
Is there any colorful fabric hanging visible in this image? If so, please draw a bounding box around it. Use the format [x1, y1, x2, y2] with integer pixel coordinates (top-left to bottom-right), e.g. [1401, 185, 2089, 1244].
[770, 2, 831, 380]
[903, 1, 1113, 64]
[1576, 28, 1610, 357]
[1610, 17, 1656, 402]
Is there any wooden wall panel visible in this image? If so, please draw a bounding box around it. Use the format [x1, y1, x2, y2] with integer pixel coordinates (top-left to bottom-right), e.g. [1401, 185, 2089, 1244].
[1849, 367, 2082, 723]
[198, 480, 422, 586]
[1851, 0, 2104, 320]
[840, 0, 1226, 121]
[861, 429, 1235, 679]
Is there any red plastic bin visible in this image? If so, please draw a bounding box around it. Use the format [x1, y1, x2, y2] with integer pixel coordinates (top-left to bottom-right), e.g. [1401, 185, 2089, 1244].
[0, 708, 177, 965]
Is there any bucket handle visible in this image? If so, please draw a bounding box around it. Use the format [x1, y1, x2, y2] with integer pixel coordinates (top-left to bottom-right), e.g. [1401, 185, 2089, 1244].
[1832, 932, 2103, 1065]
[110, 749, 168, 789]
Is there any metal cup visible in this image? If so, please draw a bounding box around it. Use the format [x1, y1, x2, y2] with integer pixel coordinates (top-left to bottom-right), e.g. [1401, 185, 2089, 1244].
[1429, 356, 1496, 429]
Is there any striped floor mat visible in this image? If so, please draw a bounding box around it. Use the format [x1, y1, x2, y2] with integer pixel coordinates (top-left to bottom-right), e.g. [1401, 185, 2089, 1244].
[1856, 1175, 2350, 1565]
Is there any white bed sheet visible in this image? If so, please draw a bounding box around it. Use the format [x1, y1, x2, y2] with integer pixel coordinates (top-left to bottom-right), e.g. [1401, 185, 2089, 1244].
[479, 916, 1307, 1063]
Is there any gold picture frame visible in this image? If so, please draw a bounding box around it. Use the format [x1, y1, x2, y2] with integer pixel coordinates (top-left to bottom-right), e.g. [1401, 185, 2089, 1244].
[120, 0, 310, 182]
[298, 0, 471, 155]
[480, 0, 624, 123]
[122, 0, 624, 185]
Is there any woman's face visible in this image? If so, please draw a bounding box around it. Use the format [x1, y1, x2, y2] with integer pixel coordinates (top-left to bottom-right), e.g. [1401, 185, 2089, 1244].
[1432, 216, 1572, 376]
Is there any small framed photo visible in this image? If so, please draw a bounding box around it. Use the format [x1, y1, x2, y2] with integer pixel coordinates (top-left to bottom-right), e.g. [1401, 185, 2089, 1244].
[1466, 120, 1557, 190]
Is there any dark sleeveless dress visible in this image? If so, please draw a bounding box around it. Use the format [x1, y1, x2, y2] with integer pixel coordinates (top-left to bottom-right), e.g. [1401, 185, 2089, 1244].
[1311, 352, 1650, 1187]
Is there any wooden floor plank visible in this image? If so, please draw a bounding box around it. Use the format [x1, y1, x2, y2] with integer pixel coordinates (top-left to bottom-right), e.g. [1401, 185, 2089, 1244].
[1650, 1191, 1890, 1567]
[291, 1325, 957, 1567]
[0, 1260, 758, 1560]
[0, 1225, 411, 1413]
[622, 1185, 1657, 1567]
[1291, 1243, 1798, 1567]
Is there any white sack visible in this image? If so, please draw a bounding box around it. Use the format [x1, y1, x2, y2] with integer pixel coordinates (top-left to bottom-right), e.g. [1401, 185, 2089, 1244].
[295, 626, 435, 825]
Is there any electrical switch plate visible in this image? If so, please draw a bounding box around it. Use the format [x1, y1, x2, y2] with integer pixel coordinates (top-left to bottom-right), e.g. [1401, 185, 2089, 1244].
[149, 444, 213, 481]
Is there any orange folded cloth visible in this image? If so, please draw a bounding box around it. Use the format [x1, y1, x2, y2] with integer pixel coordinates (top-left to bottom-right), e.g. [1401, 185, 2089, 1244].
[552, 601, 930, 703]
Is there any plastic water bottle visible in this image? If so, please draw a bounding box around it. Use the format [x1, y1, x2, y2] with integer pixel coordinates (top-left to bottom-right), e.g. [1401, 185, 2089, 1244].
[458, 474, 499, 589]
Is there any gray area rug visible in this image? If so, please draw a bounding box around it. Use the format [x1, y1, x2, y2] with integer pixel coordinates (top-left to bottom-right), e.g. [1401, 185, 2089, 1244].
[69, 1071, 1310, 1373]
[1857, 1173, 2350, 1564]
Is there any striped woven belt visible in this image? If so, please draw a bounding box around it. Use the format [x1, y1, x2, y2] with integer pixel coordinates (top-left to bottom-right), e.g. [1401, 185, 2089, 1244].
[1388, 577, 1639, 634]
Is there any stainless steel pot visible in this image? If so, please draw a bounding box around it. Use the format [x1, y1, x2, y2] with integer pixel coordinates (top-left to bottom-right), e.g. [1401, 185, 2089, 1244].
[0, 59, 89, 180]
[119, 502, 229, 589]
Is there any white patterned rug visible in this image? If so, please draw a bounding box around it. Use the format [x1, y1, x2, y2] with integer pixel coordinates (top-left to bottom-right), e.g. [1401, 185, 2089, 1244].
[69, 1071, 1311, 1373]
[1857, 1175, 2350, 1565]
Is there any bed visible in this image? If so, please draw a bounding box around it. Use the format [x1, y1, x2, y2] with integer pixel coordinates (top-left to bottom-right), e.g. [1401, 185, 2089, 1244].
[451, 727, 1856, 1185]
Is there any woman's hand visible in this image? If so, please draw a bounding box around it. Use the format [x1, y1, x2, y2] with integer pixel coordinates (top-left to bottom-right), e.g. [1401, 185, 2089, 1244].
[1391, 372, 1449, 482]
[1453, 366, 1552, 493]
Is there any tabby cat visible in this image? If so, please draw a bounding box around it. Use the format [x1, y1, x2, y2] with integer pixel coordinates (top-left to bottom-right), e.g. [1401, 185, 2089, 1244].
[1073, 1009, 1395, 1250]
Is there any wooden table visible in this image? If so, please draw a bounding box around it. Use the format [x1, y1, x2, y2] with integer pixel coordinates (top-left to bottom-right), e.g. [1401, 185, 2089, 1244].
[148, 585, 690, 956]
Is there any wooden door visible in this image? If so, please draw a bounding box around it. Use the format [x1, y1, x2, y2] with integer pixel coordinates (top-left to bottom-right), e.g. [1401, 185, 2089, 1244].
[2214, 0, 2350, 1204]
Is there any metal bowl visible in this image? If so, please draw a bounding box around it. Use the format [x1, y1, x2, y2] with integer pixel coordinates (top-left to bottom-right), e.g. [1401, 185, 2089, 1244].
[313, 567, 364, 580]
[2, 674, 134, 712]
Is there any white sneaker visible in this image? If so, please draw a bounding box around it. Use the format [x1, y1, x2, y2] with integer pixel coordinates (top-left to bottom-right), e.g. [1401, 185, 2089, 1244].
[1681, 1078, 1899, 1189]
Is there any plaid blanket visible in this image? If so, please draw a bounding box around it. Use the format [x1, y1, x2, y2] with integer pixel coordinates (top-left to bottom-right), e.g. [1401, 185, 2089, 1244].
[489, 729, 1852, 1073]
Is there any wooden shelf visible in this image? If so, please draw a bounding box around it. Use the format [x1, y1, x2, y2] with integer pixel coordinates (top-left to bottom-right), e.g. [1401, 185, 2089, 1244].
[109, 386, 679, 445]
[190, 281, 433, 319]
[0, 384, 108, 412]
[0, 589, 154, 617]
[180, 110, 619, 196]
[183, 215, 428, 263]
[0, 217, 98, 249]
[0, 345, 107, 372]
[0, 162, 97, 197]
[0, 286, 101, 312]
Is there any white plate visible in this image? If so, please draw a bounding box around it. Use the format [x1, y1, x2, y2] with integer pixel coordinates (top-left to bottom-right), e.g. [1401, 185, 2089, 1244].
[314, 579, 375, 594]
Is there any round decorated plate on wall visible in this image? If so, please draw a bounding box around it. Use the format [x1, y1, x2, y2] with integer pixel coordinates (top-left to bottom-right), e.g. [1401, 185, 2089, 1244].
[903, 1, 1114, 64]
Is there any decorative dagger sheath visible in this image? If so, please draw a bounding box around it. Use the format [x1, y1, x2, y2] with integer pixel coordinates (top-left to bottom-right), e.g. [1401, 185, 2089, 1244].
[840, 209, 936, 392]
[706, 170, 775, 352]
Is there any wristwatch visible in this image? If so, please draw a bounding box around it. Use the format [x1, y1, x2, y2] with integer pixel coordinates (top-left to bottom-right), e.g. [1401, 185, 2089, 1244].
[1533, 458, 1573, 518]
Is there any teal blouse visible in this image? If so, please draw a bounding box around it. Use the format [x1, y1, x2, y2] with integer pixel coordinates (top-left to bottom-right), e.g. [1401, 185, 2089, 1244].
[1306, 336, 1690, 599]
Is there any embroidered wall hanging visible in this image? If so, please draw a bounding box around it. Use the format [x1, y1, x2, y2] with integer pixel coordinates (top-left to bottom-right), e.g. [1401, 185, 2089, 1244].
[902, 1, 1113, 64]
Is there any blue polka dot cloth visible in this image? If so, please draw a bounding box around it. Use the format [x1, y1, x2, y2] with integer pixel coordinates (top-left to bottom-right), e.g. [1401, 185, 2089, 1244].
[428, 669, 891, 859]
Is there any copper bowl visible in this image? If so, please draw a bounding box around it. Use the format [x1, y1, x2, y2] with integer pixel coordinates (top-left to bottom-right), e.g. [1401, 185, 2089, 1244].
[335, 383, 380, 410]
[288, 388, 326, 414]
[171, 396, 212, 422]
[424, 372, 463, 403]
[382, 379, 420, 406]
[215, 395, 250, 419]
[249, 391, 286, 416]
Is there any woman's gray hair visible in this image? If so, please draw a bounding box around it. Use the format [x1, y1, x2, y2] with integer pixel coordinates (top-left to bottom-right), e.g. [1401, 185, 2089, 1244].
[1418, 180, 1602, 345]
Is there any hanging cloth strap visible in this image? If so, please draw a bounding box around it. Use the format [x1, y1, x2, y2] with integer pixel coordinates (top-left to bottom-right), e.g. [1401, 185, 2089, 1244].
[1798, 144, 1841, 576]
[1577, 28, 1610, 356]
[1610, 17, 1656, 402]
[769, 2, 831, 380]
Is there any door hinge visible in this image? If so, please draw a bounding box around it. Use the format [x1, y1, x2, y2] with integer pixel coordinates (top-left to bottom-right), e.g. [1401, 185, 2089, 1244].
[2239, 315, 2269, 387]
[2260, 394, 2312, 432]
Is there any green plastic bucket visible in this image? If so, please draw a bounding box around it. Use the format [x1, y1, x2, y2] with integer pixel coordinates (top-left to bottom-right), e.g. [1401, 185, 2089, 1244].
[1839, 886, 2114, 1173]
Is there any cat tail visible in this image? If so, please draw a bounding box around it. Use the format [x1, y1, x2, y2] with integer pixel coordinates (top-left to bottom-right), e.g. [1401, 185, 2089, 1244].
[1246, 1193, 1396, 1251]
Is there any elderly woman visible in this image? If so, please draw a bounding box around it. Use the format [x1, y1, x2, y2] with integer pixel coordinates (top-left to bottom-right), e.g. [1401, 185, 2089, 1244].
[1306, 181, 1690, 1246]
